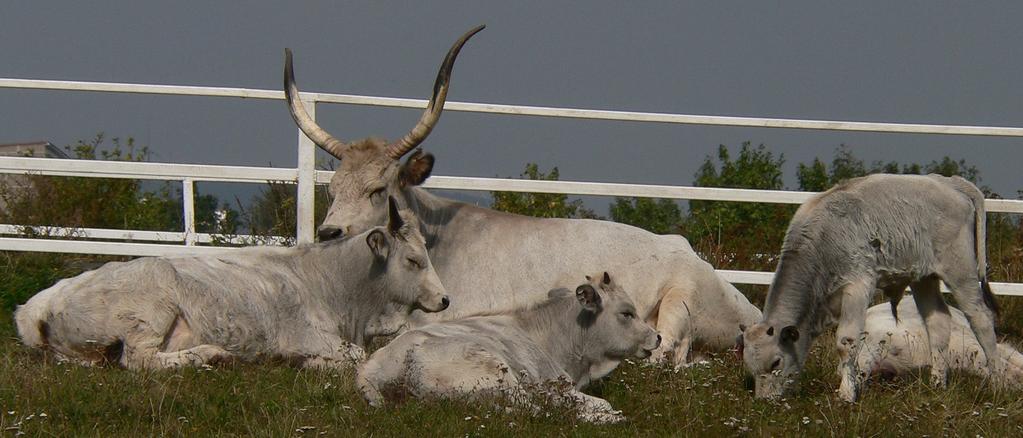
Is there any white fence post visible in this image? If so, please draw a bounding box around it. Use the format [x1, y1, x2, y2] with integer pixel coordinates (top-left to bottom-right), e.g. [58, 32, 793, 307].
[295, 97, 317, 245]
[182, 177, 197, 246]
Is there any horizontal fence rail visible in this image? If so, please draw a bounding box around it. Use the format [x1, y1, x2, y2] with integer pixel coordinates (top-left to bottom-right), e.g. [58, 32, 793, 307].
[2, 77, 1023, 296]
[6, 78, 1023, 136]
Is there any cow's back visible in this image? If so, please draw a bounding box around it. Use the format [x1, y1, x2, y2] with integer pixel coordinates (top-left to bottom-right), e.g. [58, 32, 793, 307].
[358, 315, 564, 403]
[419, 210, 726, 324]
[789, 174, 977, 276]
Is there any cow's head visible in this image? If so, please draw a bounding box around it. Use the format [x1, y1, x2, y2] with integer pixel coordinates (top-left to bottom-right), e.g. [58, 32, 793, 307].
[739, 322, 806, 399]
[284, 25, 484, 241]
[366, 196, 448, 313]
[574, 272, 661, 362]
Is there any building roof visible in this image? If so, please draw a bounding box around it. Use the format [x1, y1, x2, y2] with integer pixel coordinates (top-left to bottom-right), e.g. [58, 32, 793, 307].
[0, 141, 69, 159]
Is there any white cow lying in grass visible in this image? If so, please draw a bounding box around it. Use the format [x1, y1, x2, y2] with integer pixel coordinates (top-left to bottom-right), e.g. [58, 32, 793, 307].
[859, 297, 1023, 385]
[15, 198, 448, 370]
[356, 272, 660, 423]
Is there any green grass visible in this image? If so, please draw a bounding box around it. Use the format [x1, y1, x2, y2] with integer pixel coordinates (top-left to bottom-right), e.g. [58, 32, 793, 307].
[2, 312, 1021, 437]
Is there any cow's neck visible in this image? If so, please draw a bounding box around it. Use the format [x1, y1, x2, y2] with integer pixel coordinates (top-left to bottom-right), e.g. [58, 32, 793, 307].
[307, 238, 391, 346]
[512, 296, 593, 383]
[403, 187, 463, 248]
[762, 249, 831, 341]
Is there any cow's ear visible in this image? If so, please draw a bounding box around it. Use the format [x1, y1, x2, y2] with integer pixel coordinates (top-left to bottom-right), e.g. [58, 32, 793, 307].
[400, 149, 434, 187]
[366, 229, 390, 260]
[386, 196, 404, 235]
[781, 325, 800, 344]
[575, 284, 602, 312]
[734, 333, 745, 361]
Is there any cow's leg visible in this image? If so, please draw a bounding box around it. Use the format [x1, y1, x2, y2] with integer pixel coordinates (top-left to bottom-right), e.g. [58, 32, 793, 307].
[301, 345, 366, 370]
[943, 272, 1000, 378]
[296, 334, 366, 370]
[153, 345, 234, 368]
[566, 391, 625, 424]
[835, 278, 874, 402]
[648, 286, 693, 368]
[118, 307, 181, 369]
[909, 276, 952, 387]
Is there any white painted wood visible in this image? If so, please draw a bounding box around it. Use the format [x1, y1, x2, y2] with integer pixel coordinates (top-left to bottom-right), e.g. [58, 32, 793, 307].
[182, 178, 197, 246]
[0, 224, 289, 245]
[423, 176, 815, 204]
[0, 224, 186, 242]
[717, 269, 1023, 297]
[0, 78, 282, 100]
[4, 235, 1022, 296]
[3, 76, 1023, 294]
[295, 98, 317, 245]
[3, 157, 1021, 212]
[4, 78, 1023, 136]
[0, 237, 238, 257]
[0, 156, 297, 182]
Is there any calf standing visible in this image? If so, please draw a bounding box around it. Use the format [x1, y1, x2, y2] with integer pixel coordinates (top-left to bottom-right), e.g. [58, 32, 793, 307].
[15, 198, 447, 369]
[356, 272, 660, 423]
[739, 174, 998, 401]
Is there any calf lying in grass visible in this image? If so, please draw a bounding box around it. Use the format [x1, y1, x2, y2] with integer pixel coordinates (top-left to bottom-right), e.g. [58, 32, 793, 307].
[858, 296, 1023, 385]
[356, 272, 660, 423]
[14, 197, 448, 370]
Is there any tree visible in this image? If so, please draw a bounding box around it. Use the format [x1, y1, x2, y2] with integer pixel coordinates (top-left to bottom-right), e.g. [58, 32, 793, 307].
[609, 197, 683, 234]
[684, 142, 794, 271]
[797, 144, 984, 193]
[0, 134, 212, 232]
[0, 133, 235, 310]
[491, 163, 598, 219]
[234, 158, 335, 243]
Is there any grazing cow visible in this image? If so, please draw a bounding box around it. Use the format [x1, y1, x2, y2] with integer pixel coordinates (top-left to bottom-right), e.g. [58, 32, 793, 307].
[739, 174, 998, 401]
[14, 198, 448, 369]
[356, 272, 661, 424]
[858, 297, 1023, 386]
[285, 25, 760, 368]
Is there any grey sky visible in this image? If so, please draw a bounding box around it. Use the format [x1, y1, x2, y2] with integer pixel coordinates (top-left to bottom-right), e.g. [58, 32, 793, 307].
[2, 2, 1021, 210]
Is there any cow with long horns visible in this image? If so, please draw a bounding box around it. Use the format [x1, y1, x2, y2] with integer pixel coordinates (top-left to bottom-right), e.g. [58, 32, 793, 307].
[284, 25, 762, 366]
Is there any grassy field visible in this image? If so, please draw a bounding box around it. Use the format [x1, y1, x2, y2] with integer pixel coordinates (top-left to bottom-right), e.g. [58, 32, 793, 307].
[2, 310, 1022, 437]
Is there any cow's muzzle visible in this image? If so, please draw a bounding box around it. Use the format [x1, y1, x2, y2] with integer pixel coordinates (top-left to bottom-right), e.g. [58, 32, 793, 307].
[636, 333, 662, 359]
[317, 226, 344, 242]
[417, 294, 450, 313]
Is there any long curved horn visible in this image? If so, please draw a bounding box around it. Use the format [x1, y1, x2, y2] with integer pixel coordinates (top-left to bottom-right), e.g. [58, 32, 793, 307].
[386, 24, 485, 160]
[284, 48, 349, 159]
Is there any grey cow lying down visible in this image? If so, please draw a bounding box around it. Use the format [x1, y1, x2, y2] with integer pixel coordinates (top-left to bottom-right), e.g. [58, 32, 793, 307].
[356, 272, 661, 424]
[15, 198, 448, 369]
[859, 297, 1023, 386]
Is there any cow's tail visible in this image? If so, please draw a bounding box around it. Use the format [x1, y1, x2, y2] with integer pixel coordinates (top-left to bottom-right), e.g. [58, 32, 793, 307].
[13, 295, 51, 348]
[949, 176, 998, 316]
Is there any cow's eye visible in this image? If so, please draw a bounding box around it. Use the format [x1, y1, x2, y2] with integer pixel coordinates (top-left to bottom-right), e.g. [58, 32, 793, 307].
[770, 358, 782, 371]
[621, 311, 635, 320]
[370, 188, 386, 204]
[406, 257, 423, 269]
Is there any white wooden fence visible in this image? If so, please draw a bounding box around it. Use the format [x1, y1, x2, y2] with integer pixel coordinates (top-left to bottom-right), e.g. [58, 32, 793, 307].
[2, 77, 1023, 295]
